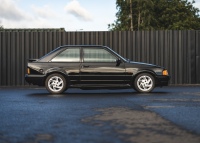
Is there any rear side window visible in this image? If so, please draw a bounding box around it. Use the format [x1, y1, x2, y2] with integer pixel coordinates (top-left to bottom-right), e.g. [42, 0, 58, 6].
[51, 48, 80, 62]
[83, 48, 116, 62]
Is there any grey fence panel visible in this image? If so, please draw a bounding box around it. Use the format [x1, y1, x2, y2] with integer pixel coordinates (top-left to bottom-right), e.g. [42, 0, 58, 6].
[196, 31, 200, 84]
[0, 30, 200, 86]
[2, 32, 7, 85]
[0, 33, 1, 85]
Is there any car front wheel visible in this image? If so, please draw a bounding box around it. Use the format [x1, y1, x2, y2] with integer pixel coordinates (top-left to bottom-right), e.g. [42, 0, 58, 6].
[45, 74, 66, 94]
[134, 73, 155, 93]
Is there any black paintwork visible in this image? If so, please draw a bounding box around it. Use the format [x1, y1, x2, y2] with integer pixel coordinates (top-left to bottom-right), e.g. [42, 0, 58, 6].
[25, 45, 170, 89]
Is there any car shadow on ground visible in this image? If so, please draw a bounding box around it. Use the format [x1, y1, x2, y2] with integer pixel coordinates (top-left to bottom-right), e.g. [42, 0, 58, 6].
[26, 89, 170, 98]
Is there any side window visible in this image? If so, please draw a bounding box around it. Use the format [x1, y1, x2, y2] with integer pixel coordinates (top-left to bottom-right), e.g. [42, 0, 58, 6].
[83, 48, 117, 62]
[51, 48, 80, 62]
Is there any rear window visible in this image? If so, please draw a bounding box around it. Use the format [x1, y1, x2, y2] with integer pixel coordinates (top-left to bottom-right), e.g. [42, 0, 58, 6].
[51, 48, 80, 62]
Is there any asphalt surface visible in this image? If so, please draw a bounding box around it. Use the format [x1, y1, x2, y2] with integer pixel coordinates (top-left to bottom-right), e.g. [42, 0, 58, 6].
[0, 86, 200, 143]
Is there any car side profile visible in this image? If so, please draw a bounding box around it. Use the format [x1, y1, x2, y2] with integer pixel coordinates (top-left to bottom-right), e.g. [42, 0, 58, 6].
[25, 45, 170, 94]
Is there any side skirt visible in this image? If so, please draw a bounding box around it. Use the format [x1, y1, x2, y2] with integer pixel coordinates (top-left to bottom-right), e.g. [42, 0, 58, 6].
[69, 84, 132, 90]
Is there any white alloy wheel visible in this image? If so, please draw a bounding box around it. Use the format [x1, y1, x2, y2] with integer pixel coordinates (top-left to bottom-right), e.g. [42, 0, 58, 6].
[45, 74, 66, 94]
[134, 73, 155, 93]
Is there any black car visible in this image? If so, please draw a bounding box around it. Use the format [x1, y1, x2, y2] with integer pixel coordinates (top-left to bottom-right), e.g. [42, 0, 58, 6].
[25, 45, 170, 94]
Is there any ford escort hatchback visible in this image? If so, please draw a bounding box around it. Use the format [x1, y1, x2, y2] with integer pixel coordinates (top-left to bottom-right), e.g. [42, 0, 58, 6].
[25, 45, 170, 94]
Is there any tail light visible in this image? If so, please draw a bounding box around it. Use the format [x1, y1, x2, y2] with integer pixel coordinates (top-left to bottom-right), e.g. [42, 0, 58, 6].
[27, 68, 30, 74]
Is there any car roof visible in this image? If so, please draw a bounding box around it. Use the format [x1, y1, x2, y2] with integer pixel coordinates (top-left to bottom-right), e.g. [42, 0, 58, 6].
[59, 45, 104, 48]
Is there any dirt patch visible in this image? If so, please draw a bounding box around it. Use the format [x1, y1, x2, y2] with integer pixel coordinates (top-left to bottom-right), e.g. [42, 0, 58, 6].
[35, 134, 54, 142]
[83, 107, 200, 143]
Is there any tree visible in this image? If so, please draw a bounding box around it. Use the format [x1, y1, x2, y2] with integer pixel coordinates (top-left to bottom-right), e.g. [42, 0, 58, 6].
[154, 0, 200, 30]
[135, 0, 155, 30]
[108, 0, 130, 31]
[109, 0, 200, 30]
[108, 0, 156, 31]
[0, 25, 3, 29]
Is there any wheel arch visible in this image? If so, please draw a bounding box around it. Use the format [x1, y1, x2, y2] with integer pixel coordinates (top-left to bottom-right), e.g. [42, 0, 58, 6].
[131, 70, 156, 86]
[44, 71, 69, 87]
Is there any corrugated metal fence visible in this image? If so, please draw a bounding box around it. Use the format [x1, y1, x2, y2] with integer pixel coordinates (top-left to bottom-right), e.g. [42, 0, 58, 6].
[0, 30, 200, 86]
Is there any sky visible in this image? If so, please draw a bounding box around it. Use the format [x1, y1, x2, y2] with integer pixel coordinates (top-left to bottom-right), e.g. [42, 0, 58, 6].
[0, 0, 200, 31]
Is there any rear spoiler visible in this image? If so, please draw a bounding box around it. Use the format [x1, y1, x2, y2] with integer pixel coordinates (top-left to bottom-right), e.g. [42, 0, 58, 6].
[28, 59, 38, 62]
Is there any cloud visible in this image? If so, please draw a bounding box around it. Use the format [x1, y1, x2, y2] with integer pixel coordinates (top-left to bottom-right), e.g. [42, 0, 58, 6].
[0, 0, 59, 28]
[193, 1, 200, 9]
[31, 5, 57, 19]
[64, 0, 93, 21]
[0, 0, 93, 30]
[0, 0, 27, 21]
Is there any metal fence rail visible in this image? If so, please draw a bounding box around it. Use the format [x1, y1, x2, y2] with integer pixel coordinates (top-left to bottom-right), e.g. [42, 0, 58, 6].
[0, 30, 199, 86]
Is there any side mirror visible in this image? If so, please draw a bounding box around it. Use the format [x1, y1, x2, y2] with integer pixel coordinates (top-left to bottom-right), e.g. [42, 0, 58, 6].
[116, 58, 121, 66]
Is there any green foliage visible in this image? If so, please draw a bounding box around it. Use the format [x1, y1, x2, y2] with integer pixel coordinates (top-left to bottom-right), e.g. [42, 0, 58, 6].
[108, 0, 130, 31]
[109, 0, 200, 30]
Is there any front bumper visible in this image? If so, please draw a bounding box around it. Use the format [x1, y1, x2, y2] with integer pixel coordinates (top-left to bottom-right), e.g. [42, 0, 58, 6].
[25, 74, 45, 86]
[155, 75, 170, 86]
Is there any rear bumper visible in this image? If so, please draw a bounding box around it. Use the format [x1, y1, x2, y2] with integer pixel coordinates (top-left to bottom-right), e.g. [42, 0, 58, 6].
[25, 74, 45, 86]
[155, 75, 170, 86]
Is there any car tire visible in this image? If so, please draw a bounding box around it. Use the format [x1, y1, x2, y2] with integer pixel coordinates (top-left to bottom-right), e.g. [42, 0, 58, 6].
[45, 74, 67, 94]
[134, 73, 155, 93]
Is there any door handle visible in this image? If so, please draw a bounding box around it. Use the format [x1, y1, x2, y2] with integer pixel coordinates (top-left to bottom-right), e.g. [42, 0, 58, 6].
[82, 65, 89, 68]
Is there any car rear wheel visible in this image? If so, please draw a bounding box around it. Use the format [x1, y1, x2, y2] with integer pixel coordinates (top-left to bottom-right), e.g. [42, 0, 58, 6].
[45, 74, 66, 94]
[134, 73, 155, 93]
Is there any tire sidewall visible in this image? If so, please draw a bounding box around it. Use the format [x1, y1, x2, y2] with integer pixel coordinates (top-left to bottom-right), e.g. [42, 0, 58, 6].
[45, 74, 66, 94]
[134, 73, 155, 93]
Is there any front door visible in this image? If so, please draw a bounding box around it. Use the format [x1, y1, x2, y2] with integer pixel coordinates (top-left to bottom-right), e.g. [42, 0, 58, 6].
[80, 47, 126, 85]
